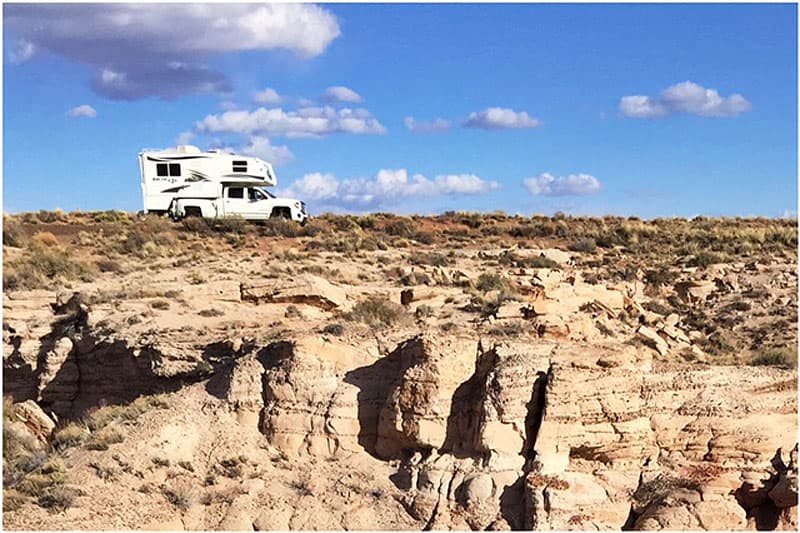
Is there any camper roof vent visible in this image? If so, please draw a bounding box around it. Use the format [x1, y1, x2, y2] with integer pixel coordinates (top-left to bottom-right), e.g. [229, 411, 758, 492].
[177, 145, 201, 154]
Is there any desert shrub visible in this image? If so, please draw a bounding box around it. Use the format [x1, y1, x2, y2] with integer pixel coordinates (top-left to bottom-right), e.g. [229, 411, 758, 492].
[3, 219, 23, 247]
[414, 305, 434, 319]
[322, 323, 344, 336]
[89, 461, 119, 481]
[3, 409, 49, 486]
[409, 251, 453, 267]
[150, 300, 170, 310]
[345, 296, 405, 327]
[200, 485, 246, 505]
[642, 301, 673, 316]
[632, 473, 699, 506]
[487, 321, 525, 337]
[3, 489, 28, 511]
[117, 215, 174, 257]
[499, 252, 560, 269]
[258, 217, 300, 237]
[35, 210, 67, 224]
[181, 216, 211, 234]
[644, 267, 678, 288]
[92, 210, 131, 224]
[412, 231, 435, 244]
[95, 258, 124, 273]
[84, 394, 169, 432]
[4, 245, 95, 291]
[37, 485, 77, 512]
[51, 423, 89, 451]
[509, 220, 556, 238]
[749, 350, 797, 368]
[726, 299, 752, 312]
[380, 217, 418, 238]
[210, 215, 250, 234]
[216, 456, 248, 478]
[306, 234, 385, 253]
[11, 456, 68, 511]
[284, 305, 303, 319]
[528, 474, 569, 490]
[568, 238, 597, 253]
[152, 457, 170, 468]
[688, 251, 725, 268]
[475, 273, 511, 292]
[331, 216, 361, 233]
[457, 212, 483, 229]
[350, 214, 374, 230]
[162, 484, 194, 511]
[31, 231, 58, 248]
[198, 308, 224, 317]
[85, 429, 125, 451]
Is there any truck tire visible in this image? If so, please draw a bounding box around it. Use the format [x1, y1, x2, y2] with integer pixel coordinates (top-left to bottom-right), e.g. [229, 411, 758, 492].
[270, 207, 291, 219]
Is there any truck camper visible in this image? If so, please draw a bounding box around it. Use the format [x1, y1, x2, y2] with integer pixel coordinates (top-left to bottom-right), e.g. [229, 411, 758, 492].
[138, 145, 307, 224]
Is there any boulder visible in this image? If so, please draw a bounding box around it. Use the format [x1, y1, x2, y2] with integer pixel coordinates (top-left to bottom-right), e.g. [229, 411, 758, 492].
[240, 275, 347, 310]
[376, 335, 477, 457]
[461, 473, 494, 505]
[674, 280, 715, 304]
[637, 326, 669, 356]
[770, 472, 799, 508]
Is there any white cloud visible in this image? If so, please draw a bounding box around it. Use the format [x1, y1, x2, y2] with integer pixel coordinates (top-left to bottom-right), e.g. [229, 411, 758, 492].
[253, 88, 281, 105]
[219, 101, 238, 111]
[239, 136, 294, 167]
[195, 106, 387, 138]
[781, 209, 797, 219]
[434, 174, 499, 194]
[619, 96, 668, 119]
[620, 81, 752, 118]
[523, 173, 601, 196]
[323, 86, 364, 104]
[66, 104, 97, 118]
[8, 39, 36, 63]
[463, 107, 542, 130]
[404, 117, 451, 133]
[175, 131, 195, 145]
[284, 173, 340, 201]
[283, 168, 499, 209]
[5, 4, 340, 99]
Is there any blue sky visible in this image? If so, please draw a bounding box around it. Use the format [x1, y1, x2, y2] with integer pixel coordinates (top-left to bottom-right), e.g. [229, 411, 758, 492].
[3, 3, 797, 217]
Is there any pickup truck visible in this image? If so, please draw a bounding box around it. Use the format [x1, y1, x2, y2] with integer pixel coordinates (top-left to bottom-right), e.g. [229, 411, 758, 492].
[168, 184, 308, 225]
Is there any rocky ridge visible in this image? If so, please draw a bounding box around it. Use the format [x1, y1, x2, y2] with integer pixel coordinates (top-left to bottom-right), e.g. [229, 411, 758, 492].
[3, 226, 797, 530]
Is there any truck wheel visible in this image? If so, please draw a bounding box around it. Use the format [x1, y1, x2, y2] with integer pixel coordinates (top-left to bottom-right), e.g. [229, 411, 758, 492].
[270, 207, 291, 219]
[184, 206, 203, 218]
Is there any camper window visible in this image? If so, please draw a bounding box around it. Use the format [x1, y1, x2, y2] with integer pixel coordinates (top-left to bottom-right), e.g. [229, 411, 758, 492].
[156, 163, 181, 177]
[227, 187, 244, 199]
[233, 160, 247, 172]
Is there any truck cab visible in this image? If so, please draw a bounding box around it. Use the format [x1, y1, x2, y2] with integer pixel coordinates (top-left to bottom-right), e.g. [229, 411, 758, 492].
[223, 186, 308, 223]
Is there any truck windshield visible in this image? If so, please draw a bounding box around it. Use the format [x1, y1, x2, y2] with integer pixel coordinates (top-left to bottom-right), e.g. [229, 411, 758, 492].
[259, 188, 276, 199]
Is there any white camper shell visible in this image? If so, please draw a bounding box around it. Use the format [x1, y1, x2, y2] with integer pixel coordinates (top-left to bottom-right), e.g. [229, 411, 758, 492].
[138, 145, 307, 223]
